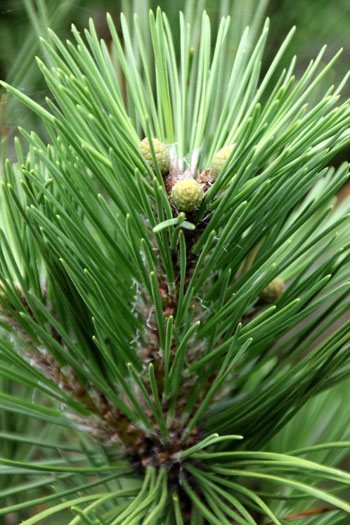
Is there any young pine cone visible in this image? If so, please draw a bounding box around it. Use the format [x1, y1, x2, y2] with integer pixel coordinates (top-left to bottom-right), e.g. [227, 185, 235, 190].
[210, 144, 235, 179]
[171, 179, 204, 212]
[140, 137, 170, 175]
[260, 277, 286, 303]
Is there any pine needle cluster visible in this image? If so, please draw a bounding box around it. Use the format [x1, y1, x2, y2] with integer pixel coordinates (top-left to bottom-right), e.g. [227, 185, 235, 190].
[0, 6, 349, 524]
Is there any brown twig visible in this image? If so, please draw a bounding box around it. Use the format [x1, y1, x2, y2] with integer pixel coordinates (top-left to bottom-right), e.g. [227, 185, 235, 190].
[266, 507, 335, 524]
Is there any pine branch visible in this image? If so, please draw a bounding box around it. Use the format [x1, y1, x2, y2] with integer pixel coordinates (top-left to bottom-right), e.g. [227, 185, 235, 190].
[0, 3, 349, 523]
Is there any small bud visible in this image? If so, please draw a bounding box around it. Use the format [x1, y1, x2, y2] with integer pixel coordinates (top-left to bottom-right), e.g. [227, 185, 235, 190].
[210, 144, 235, 179]
[259, 277, 286, 303]
[140, 137, 170, 175]
[171, 179, 204, 212]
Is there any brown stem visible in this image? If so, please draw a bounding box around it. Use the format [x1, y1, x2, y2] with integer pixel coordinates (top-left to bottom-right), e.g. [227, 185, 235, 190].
[266, 507, 335, 524]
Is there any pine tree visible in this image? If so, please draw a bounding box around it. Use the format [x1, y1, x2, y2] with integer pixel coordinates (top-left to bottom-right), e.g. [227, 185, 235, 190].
[0, 6, 349, 524]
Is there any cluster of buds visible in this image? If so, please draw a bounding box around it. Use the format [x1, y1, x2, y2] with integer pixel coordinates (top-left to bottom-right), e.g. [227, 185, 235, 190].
[140, 138, 235, 214]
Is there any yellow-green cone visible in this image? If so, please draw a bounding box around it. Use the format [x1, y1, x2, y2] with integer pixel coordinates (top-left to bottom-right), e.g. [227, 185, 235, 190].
[171, 179, 204, 212]
[140, 137, 170, 175]
[260, 277, 286, 303]
[210, 144, 235, 179]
